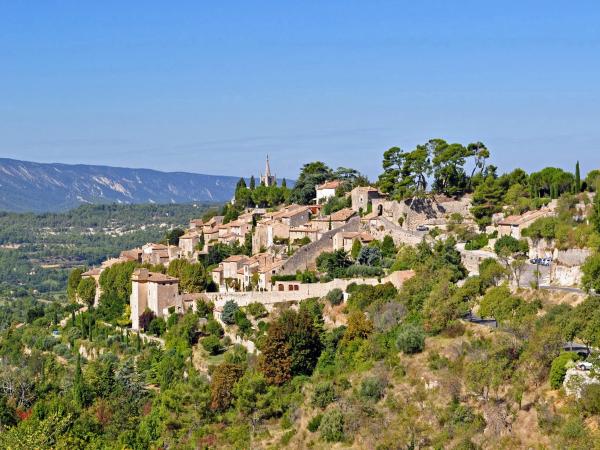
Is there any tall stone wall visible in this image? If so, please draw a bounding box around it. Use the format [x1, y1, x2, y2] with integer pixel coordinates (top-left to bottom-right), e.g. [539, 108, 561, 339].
[368, 217, 423, 246]
[278, 217, 360, 275]
[204, 270, 414, 309]
[371, 196, 472, 231]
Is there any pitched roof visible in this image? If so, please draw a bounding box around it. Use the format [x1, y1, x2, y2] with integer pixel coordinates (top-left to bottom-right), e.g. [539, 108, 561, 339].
[223, 255, 249, 263]
[314, 208, 356, 222]
[498, 208, 552, 226]
[82, 268, 102, 277]
[317, 180, 341, 190]
[273, 205, 310, 219]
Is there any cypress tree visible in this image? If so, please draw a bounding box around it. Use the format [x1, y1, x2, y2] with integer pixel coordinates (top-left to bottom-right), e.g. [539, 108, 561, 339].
[281, 178, 287, 188]
[249, 175, 256, 190]
[575, 161, 581, 192]
[73, 353, 86, 407]
[199, 230, 205, 251]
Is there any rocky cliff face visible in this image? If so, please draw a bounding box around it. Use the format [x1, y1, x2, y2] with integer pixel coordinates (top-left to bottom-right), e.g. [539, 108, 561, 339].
[0, 158, 242, 212]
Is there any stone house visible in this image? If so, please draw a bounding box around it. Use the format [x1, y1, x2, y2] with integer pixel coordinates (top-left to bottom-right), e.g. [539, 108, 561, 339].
[289, 225, 322, 244]
[130, 268, 181, 330]
[178, 231, 199, 257]
[316, 180, 341, 204]
[252, 205, 311, 252]
[333, 231, 375, 252]
[351, 186, 382, 212]
[119, 248, 143, 263]
[141, 243, 170, 265]
[311, 208, 357, 231]
[497, 208, 554, 239]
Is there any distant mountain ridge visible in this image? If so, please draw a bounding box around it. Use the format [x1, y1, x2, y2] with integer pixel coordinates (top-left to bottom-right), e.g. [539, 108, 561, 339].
[0, 158, 247, 212]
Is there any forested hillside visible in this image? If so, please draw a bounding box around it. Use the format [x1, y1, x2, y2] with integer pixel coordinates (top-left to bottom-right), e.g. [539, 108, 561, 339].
[0, 203, 215, 298]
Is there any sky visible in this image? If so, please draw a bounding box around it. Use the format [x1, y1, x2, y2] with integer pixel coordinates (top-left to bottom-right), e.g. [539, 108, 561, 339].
[1, 1, 599, 180]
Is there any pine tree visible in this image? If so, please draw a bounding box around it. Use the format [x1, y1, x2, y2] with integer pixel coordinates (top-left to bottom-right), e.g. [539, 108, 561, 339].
[575, 161, 581, 193]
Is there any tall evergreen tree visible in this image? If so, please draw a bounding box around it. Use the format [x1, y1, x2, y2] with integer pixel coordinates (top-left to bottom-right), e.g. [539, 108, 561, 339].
[198, 230, 205, 251]
[281, 178, 287, 188]
[249, 175, 256, 190]
[73, 354, 87, 407]
[575, 161, 581, 193]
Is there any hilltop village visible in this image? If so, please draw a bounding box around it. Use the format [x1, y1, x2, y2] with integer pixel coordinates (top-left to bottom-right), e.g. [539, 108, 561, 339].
[6, 141, 600, 448]
[79, 155, 591, 338]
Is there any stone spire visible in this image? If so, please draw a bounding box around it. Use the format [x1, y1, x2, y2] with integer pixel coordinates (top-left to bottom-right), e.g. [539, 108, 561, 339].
[265, 154, 272, 179]
[261, 154, 276, 187]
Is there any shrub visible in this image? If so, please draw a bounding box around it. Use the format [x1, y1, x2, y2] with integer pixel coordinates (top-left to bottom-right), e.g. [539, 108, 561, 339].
[312, 381, 335, 409]
[464, 233, 489, 250]
[359, 376, 387, 402]
[307, 414, 323, 432]
[549, 352, 580, 389]
[234, 309, 252, 335]
[357, 246, 382, 266]
[326, 288, 344, 306]
[147, 317, 166, 337]
[246, 302, 268, 319]
[345, 264, 384, 278]
[319, 408, 345, 442]
[396, 323, 425, 354]
[579, 383, 600, 415]
[205, 319, 224, 337]
[201, 335, 222, 355]
[221, 300, 239, 325]
[196, 299, 214, 318]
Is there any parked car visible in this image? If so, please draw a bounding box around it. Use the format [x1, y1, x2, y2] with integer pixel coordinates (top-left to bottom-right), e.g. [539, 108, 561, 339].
[416, 225, 429, 232]
[576, 361, 593, 371]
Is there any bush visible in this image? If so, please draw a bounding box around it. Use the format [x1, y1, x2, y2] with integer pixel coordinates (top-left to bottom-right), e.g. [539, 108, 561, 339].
[549, 352, 580, 389]
[246, 302, 267, 319]
[205, 319, 224, 337]
[345, 264, 384, 278]
[464, 233, 489, 250]
[359, 376, 387, 402]
[396, 323, 425, 354]
[326, 288, 344, 306]
[312, 381, 335, 409]
[148, 317, 166, 337]
[307, 414, 323, 433]
[221, 300, 239, 325]
[320, 408, 345, 442]
[201, 335, 222, 355]
[357, 246, 382, 266]
[196, 299, 214, 318]
[579, 383, 600, 415]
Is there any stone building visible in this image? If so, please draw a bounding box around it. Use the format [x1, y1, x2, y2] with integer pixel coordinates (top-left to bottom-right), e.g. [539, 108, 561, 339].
[141, 243, 170, 265]
[497, 208, 555, 240]
[130, 268, 181, 330]
[311, 208, 357, 231]
[351, 186, 382, 212]
[316, 180, 341, 204]
[260, 155, 276, 187]
[332, 231, 374, 252]
[178, 231, 199, 257]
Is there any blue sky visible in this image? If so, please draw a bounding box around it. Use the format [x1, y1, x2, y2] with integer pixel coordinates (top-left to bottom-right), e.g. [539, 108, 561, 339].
[1, 1, 599, 180]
